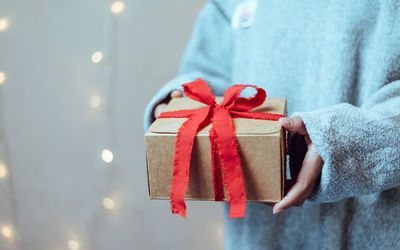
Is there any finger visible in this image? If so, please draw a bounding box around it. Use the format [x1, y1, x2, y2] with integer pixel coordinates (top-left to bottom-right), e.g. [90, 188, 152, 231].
[154, 103, 167, 119]
[279, 116, 307, 135]
[272, 181, 307, 214]
[170, 90, 183, 98]
[273, 147, 323, 214]
[299, 144, 324, 181]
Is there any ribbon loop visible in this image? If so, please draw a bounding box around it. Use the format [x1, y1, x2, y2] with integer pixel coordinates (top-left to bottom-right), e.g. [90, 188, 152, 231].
[222, 85, 266, 112]
[183, 78, 216, 106]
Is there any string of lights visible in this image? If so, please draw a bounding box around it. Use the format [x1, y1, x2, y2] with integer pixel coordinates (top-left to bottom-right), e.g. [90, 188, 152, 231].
[72, 2, 126, 250]
[0, 86, 20, 246]
[0, 1, 125, 250]
[84, 1, 125, 249]
[0, 12, 25, 250]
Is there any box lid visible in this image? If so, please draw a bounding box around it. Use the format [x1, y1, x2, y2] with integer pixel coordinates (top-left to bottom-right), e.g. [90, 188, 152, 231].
[148, 97, 286, 135]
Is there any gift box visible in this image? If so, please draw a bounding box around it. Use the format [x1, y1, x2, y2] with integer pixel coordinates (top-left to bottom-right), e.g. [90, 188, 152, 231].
[145, 79, 287, 218]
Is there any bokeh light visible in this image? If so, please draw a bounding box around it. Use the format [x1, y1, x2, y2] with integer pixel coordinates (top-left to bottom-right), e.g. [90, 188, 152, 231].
[68, 240, 80, 250]
[90, 95, 101, 108]
[0, 72, 6, 85]
[101, 149, 114, 163]
[0, 162, 7, 179]
[102, 197, 115, 210]
[91, 51, 103, 63]
[110, 1, 125, 14]
[0, 18, 9, 31]
[1, 226, 13, 238]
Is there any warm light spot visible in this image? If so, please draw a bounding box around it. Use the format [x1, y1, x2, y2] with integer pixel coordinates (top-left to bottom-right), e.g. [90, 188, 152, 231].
[91, 51, 103, 63]
[101, 149, 113, 163]
[90, 95, 101, 108]
[0, 162, 7, 179]
[110, 1, 125, 14]
[1, 226, 12, 238]
[0, 18, 9, 31]
[0, 72, 5, 85]
[102, 197, 115, 210]
[68, 240, 80, 250]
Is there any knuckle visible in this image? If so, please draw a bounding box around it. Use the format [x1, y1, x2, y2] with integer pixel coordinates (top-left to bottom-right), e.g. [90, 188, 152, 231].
[291, 116, 306, 132]
[287, 117, 293, 127]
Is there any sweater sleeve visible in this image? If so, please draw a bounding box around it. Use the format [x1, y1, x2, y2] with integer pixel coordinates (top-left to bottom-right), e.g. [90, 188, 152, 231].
[295, 81, 400, 203]
[143, 1, 232, 130]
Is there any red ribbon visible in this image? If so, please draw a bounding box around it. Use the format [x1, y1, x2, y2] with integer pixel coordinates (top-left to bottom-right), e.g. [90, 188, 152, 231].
[158, 78, 284, 218]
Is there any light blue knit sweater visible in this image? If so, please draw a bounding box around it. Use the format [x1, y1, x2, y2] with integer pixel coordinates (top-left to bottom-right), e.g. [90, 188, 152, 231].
[144, 1, 400, 249]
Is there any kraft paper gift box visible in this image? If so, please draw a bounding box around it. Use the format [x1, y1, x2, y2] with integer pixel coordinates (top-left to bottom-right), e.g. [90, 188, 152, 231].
[145, 96, 287, 204]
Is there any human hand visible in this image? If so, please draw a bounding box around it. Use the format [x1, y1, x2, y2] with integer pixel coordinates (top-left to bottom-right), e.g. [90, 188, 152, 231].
[272, 116, 324, 214]
[153, 90, 183, 119]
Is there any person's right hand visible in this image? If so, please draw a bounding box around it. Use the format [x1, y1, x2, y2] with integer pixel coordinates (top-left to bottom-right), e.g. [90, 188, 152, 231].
[153, 90, 183, 119]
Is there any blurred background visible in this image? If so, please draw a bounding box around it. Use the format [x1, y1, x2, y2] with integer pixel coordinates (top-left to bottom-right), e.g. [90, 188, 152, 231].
[0, 0, 224, 249]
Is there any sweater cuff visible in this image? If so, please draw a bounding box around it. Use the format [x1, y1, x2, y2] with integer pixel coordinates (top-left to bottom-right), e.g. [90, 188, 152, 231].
[143, 75, 200, 131]
[293, 104, 350, 203]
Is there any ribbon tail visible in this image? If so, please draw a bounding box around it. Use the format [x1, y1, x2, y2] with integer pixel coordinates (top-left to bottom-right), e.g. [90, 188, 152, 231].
[170, 107, 211, 218]
[212, 107, 246, 218]
[210, 128, 224, 201]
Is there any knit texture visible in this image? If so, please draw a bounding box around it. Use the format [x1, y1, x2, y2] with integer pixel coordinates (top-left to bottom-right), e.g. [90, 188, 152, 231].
[144, 0, 400, 249]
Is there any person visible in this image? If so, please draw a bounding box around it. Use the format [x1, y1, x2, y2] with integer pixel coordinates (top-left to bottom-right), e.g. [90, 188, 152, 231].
[144, 0, 400, 249]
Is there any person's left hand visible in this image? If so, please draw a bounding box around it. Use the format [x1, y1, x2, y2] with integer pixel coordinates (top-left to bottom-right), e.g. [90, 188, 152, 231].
[272, 116, 324, 214]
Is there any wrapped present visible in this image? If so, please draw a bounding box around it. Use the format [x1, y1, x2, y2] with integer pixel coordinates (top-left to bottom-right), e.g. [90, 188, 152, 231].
[145, 79, 287, 218]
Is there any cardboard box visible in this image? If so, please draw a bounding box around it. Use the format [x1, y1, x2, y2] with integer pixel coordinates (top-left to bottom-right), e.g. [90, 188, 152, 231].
[145, 97, 287, 202]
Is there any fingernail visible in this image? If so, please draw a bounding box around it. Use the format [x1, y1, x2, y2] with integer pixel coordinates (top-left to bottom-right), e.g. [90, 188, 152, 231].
[279, 117, 291, 127]
[171, 90, 183, 98]
[272, 204, 280, 214]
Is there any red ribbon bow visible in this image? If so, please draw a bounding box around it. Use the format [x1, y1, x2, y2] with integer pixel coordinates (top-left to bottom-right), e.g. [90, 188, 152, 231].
[158, 78, 284, 218]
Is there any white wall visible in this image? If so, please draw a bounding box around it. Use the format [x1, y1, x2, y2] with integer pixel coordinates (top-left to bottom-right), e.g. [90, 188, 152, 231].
[0, 0, 223, 249]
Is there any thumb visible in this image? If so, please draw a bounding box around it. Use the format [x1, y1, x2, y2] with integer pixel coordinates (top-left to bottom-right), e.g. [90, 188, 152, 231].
[279, 116, 307, 135]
